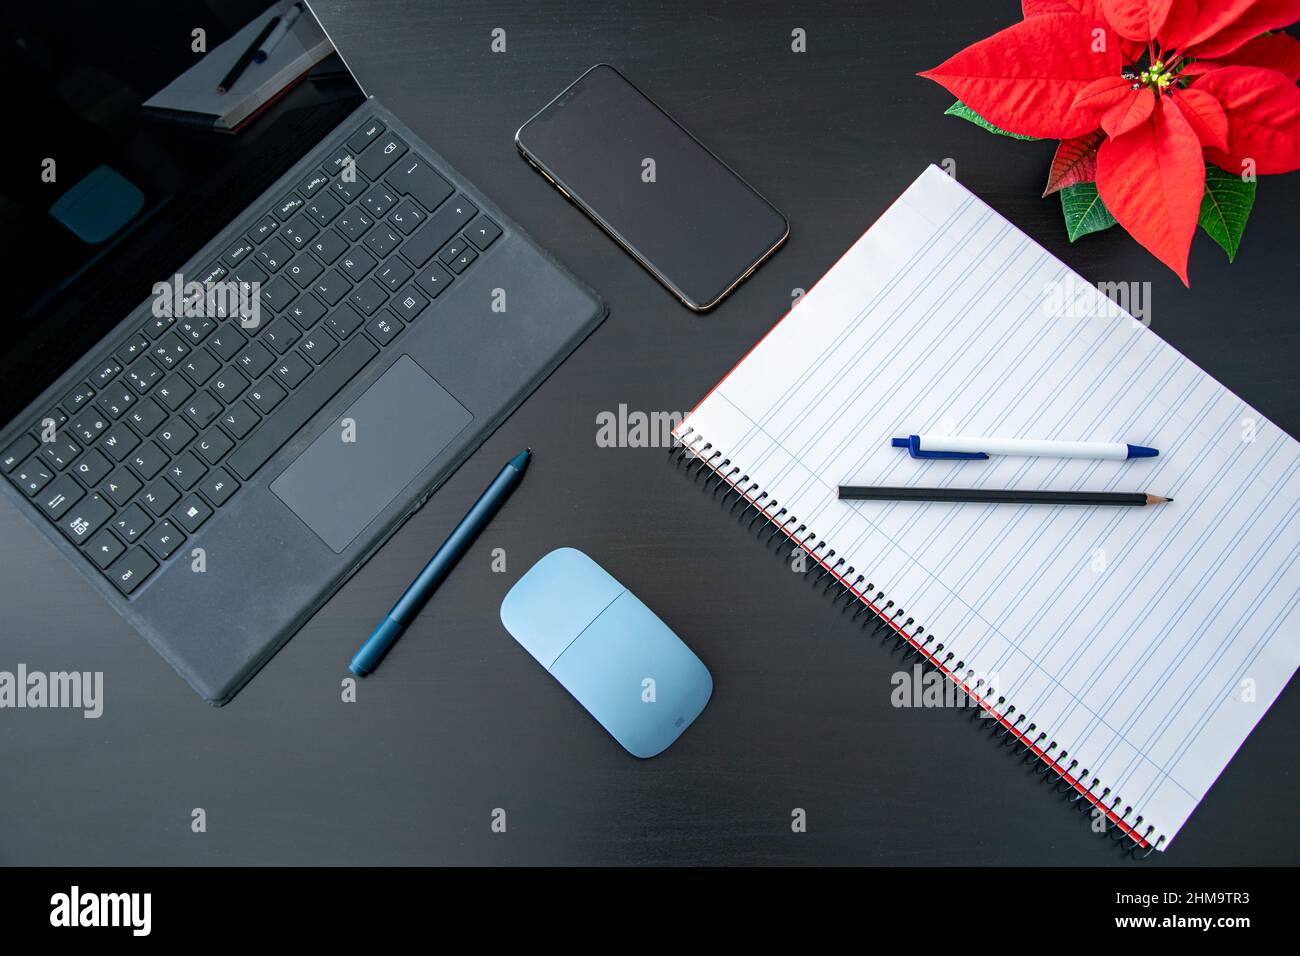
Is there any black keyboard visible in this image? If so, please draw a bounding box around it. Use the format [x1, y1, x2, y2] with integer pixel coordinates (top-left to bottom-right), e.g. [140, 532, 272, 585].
[2, 117, 502, 597]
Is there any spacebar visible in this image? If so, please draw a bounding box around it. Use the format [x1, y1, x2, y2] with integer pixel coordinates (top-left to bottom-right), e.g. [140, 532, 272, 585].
[228, 337, 379, 481]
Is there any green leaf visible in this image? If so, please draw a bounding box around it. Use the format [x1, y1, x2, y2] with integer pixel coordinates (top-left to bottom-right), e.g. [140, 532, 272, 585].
[943, 100, 1040, 140]
[1059, 183, 1117, 242]
[1198, 163, 1255, 263]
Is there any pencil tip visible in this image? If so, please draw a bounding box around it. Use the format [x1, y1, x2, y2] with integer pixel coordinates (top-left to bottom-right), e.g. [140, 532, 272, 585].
[1147, 494, 1173, 505]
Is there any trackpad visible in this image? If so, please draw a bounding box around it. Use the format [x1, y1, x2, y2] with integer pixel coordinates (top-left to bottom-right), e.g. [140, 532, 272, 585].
[271, 355, 472, 553]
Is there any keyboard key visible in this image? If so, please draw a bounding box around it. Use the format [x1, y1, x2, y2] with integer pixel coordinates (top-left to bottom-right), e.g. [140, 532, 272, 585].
[375, 258, 413, 291]
[231, 260, 268, 286]
[357, 133, 408, 180]
[151, 333, 190, 369]
[273, 352, 313, 388]
[285, 252, 324, 288]
[91, 358, 122, 387]
[336, 210, 374, 241]
[144, 313, 176, 339]
[210, 367, 249, 404]
[60, 492, 113, 545]
[178, 316, 216, 345]
[128, 442, 169, 480]
[156, 418, 197, 454]
[217, 401, 260, 439]
[366, 312, 402, 347]
[152, 377, 194, 412]
[116, 334, 151, 366]
[259, 276, 297, 313]
[326, 304, 366, 339]
[183, 390, 222, 428]
[40, 436, 81, 470]
[348, 279, 387, 315]
[331, 176, 365, 204]
[447, 244, 477, 273]
[235, 341, 275, 377]
[35, 408, 68, 435]
[312, 269, 350, 306]
[399, 196, 477, 267]
[467, 214, 502, 250]
[250, 215, 279, 243]
[274, 194, 305, 219]
[69, 410, 109, 444]
[299, 327, 338, 363]
[222, 238, 255, 267]
[347, 118, 386, 152]
[415, 262, 454, 298]
[180, 349, 220, 386]
[194, 428, 234, 465]
[247, 378, 287, 414]
[125, 358, 164, 394]
[306, 193, 344, 226]
[112, 504, 153, 543]
[107, 547, 157, 594]
[310, 229, 348, 264]
[364, 226, 402, 258]
[142, 519, 185, 561]
[63, 383, 96, 412]
[287, 294, 327, 329]
[281, 215, 319, 249]
[323, 146, 357, 175]
[298, 170, 330, 197]
[198, 467, 239, 508]
[139, 478, 180, 516]
[97, 422, 139, 462]
[438, 236, 470, 265]
[37, 475, 84, 520]
[86, 528, 125, 569]
[340, 248, 377, 281]
[2, 435, 38, 472]
[172, 494, 213, 533]
[386, 156, 453, 212]
[95, 385, 136, 419]
[197, 262, 227, 285]
[362, 184, 399, 217]
[257, 237, 294, 272]
[166, 452, 206, 491]
[392, 286, 429, 321]
[388, 198, 425, 234]
[207, 327, 247, 363]
[70, 449, 112, 486]
[262, 318, 301, 354]
[227, 336, 378, 480]
[102, 467, 142, 506]
[12, 458, 54, 495]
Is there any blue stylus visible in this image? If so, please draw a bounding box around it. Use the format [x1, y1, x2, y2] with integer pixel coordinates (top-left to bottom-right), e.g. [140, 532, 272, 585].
[348, 448, 532, 676]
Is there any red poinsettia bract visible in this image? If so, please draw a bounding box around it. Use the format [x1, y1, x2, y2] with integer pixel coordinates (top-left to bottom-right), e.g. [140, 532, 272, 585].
[920, 0, 1300, 285]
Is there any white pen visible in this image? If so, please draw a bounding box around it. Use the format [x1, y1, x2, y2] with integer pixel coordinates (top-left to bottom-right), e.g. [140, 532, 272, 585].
[254, 2, 304, 63]
[891, 434, 1159, 461]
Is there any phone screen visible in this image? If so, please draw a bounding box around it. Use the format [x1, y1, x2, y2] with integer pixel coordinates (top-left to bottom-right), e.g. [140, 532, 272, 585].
[516, 64, 787, 310]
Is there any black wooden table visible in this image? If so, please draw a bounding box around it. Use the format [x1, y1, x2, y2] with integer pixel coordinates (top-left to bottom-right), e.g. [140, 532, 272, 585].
[2, 0, 1295, 866]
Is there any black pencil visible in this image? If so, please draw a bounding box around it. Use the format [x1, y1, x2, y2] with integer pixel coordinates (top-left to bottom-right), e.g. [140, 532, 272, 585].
[217, 16, 281, 94]
[837, 486, 1173, 506]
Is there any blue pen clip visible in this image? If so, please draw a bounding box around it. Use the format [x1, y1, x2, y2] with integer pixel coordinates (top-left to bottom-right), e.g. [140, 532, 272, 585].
[891, 435, 989, 460]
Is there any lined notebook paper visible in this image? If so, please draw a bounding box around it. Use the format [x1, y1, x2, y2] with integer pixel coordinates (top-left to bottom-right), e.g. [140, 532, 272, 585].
[674, 166, 1300, 849]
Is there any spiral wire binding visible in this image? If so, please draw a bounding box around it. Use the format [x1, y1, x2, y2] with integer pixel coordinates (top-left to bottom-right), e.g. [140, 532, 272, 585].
[670, 428, 1167, 857]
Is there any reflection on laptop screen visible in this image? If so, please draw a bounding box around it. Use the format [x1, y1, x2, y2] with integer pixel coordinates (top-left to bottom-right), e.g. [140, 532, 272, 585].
[0, 1, 364, 427]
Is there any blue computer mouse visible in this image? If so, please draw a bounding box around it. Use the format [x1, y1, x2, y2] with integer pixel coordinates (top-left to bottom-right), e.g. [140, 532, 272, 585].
[500, 548, 712, 758]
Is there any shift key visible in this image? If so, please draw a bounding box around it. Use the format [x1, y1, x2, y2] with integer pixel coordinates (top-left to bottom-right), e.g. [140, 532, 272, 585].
[227, 336, 378, 481]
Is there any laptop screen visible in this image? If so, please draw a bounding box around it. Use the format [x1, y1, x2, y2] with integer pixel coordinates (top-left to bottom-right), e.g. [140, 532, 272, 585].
[0, 1, 364, 428]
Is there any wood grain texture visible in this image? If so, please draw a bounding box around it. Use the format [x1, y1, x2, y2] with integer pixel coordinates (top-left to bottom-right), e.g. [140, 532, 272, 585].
[0, 0, 1295, 865]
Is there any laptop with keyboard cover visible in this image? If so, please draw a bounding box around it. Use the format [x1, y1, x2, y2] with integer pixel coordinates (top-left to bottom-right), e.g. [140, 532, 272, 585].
[0, 7, 604, 703]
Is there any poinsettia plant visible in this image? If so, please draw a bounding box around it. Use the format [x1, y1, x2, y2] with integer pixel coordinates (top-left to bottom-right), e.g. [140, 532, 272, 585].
[920, 0, 1300, 284]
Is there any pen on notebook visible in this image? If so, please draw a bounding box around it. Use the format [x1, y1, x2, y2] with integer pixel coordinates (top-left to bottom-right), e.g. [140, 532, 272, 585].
[253, 2, 303, 62]
[217, 16, 281, 94]
[891, 434, 1159, 461]
[838, 486, 1172, 506]
[348, 449, 532, 676]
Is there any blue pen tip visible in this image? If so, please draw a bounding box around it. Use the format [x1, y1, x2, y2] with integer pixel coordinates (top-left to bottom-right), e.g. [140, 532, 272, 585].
[891, 438, 909, 448]
[1127, 444, 1159, 458]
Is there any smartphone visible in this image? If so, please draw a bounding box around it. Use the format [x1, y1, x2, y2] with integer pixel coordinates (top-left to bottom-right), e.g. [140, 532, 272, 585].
[515, 64, 788, 312]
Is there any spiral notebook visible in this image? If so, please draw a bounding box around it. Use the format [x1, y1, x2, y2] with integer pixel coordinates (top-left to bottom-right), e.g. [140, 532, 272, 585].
[673, 166, 1300, 851]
